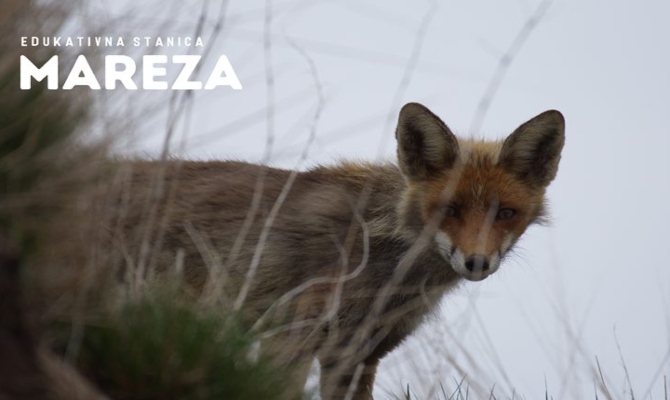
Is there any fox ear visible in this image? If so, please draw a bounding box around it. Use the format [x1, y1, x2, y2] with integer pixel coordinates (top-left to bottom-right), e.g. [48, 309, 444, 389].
[499, 110, 565, 188]
[396, 103, 460, 181]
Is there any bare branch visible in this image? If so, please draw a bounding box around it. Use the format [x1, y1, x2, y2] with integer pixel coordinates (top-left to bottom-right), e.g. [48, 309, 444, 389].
[469, 0, 554, 136]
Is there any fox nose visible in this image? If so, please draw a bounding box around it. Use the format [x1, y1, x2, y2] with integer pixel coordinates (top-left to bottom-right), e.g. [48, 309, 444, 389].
[464, 256, 490, 272]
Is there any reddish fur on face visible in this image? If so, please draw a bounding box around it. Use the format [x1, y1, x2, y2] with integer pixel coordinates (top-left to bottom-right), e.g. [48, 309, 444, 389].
[420, 147, 546, 260]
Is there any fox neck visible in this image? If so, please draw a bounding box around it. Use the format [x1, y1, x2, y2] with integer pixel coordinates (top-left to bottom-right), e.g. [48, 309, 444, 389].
[307, 161, 461, 288]
[344, 165, 462, 288]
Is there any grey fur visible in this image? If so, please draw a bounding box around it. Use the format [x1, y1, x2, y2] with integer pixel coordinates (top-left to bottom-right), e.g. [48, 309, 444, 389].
[104, 103, 564, 399]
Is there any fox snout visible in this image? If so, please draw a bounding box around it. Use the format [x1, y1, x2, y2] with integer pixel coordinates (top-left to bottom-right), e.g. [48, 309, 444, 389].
[452, 251, 500, 282]
[434, 231, 503, 281]
[464, 255, 489, 273]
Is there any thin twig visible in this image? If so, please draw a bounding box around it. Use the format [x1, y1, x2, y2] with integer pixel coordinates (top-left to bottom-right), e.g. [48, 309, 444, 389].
[376, 0, 437, 160]
[343, 363, 365, 400]
[234, 1, 326, 311]
[232, 0, 275, 310]
[469, 0, 554, 136]
[595, 355, 614, 400]
[613, 327, 636, 400]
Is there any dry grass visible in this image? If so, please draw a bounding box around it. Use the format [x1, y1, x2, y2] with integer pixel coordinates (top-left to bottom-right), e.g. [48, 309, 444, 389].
[0, 2, 301, 399]
[2, 1, 668, 400]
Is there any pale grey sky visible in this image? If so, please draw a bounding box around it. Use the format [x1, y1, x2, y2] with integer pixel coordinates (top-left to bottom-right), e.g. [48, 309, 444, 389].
[81, 0, 670, 397]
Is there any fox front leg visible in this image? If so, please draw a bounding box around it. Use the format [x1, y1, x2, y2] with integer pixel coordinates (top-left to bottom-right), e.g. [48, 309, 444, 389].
[318, 356, 378, 400]
[318, 327, 406, 399]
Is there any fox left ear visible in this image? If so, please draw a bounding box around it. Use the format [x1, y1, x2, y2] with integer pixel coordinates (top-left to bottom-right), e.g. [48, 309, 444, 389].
[499, 110, 565, 188]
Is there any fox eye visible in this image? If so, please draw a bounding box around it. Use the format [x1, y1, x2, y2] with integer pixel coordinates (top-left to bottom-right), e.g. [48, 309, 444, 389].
[496, 208, 516, 221]
[441, 205, 460, 219]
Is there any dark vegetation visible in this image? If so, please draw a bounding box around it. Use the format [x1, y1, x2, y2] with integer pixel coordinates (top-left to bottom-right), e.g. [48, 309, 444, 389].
[0, 2, 299, 399]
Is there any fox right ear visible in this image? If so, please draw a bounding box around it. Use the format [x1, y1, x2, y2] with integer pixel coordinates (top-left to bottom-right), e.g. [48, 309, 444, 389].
[396, 103, 460, 181]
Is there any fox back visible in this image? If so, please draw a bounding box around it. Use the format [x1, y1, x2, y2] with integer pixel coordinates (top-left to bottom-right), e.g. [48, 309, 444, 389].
[107, 102, 564, 399]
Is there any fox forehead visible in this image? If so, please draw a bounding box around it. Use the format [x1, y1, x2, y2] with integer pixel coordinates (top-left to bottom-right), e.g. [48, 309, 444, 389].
[458, 139, 504, 163]
[420, 140, 546, 219]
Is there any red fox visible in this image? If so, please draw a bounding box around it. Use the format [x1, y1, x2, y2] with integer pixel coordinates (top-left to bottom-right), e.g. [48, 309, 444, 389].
[108, 102, 565, 399]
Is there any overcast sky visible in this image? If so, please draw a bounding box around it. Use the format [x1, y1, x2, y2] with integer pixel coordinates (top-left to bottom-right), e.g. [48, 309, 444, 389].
[77, 0, 670, 397]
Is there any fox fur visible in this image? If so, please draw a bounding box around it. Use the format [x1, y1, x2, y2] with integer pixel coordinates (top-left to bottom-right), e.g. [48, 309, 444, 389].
[105, 102, 565, 399]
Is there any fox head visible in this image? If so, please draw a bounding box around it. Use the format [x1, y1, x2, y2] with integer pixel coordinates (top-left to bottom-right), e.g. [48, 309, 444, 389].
[396, 102, 565, 281]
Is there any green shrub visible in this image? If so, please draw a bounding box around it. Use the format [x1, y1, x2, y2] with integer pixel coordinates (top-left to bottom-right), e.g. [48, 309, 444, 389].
[64, 293, 300, 400]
